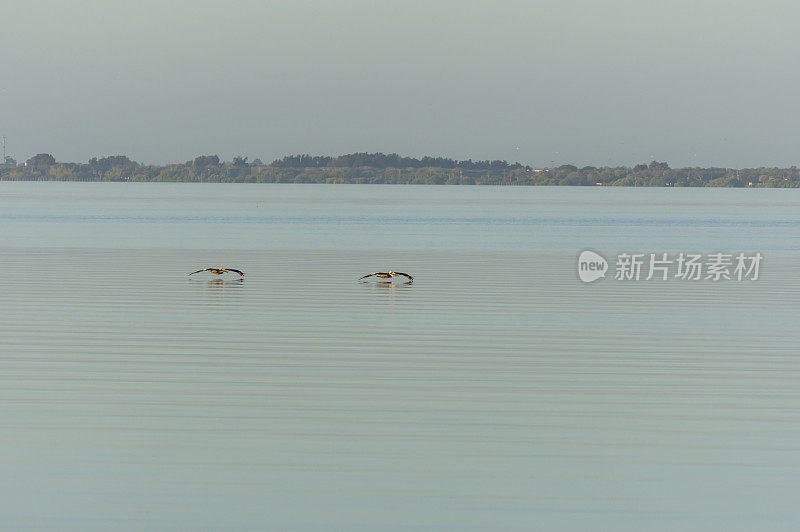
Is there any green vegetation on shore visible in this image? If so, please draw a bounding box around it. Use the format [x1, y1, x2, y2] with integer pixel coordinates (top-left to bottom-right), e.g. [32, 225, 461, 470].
[2, 152, 799, 187]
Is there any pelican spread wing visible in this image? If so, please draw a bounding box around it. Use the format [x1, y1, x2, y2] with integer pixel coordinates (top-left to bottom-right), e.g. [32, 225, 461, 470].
[359, 271, 414, 282]
[188, 268, 245, 276]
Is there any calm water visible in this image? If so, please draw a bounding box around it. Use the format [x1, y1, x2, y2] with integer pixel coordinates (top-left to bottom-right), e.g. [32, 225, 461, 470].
[2, 183, 800, 530]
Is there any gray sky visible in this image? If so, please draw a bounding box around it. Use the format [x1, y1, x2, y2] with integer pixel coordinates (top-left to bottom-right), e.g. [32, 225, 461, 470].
[1, 0, 798, 167]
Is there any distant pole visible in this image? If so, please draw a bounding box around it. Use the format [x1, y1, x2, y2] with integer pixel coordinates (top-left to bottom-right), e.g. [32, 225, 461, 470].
[1, 136, 5, 163]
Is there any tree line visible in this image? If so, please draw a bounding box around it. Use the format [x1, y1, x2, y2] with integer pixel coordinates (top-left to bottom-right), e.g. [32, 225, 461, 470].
[271, 153, 522, 171]
[1, 152, 799, 187]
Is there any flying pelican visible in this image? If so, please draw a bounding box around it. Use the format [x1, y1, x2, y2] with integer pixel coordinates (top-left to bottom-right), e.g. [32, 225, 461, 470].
[358, 270, 413, 282]
[188, 268, 245, 277]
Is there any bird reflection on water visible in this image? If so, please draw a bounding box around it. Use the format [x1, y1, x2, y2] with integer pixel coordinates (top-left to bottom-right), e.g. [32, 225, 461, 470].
[361, 279, 414, 291]
[190, 277, 245, 292]
[377, 280, 412, 288]
[208, 278, 244, 286]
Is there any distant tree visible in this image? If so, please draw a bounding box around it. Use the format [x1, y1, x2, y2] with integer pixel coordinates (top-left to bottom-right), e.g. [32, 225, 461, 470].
[89, 155, 137, 172]
[560, 171, 583, 186]
[26, 153, 56, 169]
[232, 155, 249, 167]
[193, 155, 220, 169]
[4, 156, 16, 166]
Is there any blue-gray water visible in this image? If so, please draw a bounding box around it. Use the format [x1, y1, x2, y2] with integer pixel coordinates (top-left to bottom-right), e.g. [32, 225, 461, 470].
[2, 183, 800, 530]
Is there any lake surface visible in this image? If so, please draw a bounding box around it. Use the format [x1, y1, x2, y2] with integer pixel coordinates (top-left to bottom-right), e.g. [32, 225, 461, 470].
[2, 183, 800, 530]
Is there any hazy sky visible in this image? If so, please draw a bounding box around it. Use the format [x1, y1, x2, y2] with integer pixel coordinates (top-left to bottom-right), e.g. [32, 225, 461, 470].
[2, 0, 799, 167]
